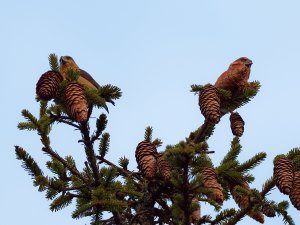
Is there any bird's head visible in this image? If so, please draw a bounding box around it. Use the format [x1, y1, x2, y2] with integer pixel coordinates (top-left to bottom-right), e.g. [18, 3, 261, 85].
[59, 56, 79, 69]
[229, 57, 253, 69]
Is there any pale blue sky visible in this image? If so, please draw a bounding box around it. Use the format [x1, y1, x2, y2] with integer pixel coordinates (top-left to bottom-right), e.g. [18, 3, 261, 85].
[1, 1, 300, 224]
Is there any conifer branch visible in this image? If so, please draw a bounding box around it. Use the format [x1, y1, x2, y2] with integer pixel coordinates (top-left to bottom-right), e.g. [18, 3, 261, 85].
[97, 156, 141, 181]
[49, 112, 80, 129]
[261, 176, 276, 197]
[48, 53, 59, 72]
[41, 145, 87, 183]
[191, 120, 216, 144]
[80, 122, 100, 185]
[237, 152, 267, 173]
[15, 146, 43, 177]
[91, 113, 107, 143]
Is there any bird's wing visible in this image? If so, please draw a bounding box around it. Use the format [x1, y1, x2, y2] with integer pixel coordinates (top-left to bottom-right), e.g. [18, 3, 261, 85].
[79, 68, 101, 89]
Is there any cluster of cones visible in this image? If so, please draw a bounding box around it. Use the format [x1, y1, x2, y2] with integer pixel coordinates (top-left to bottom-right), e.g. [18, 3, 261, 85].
[36, 70, 89, 123]
[199, 83, 245, 137]
[273, 155, 300, 210]
[135, 140, 171, 180]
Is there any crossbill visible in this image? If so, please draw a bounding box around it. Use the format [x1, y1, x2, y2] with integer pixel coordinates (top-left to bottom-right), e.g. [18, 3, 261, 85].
[214, 57, 253, 92]
[59, 56, 100, 90]
[59, 56, 115, 112]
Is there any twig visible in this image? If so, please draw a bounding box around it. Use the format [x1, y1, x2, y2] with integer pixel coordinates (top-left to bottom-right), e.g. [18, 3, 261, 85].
[49, 113, 80, 129]
[63, 185, 88, 192]
[97, 156, 141, 181]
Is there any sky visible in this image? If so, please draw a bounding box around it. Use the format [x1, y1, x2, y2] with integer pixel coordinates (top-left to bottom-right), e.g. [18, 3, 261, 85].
[1, 1, 300, 224]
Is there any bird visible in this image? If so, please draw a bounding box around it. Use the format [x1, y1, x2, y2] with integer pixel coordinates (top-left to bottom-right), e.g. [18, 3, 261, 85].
[214, 57, 253, 92]
[59, 56, 115, 111]
[59, 55, 101, 90]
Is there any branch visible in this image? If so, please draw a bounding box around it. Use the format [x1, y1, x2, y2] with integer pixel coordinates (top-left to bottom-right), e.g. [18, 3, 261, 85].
[97, 156, 141, 181]
[191, 120, 214, 144]
[221, 205, 251, 225]
[261, 176, 276, 197]
[49, 113, 80, 129]
[42, 146, 87, 183]
[62, 184, 88, 192]
[80, 122, 101, 185]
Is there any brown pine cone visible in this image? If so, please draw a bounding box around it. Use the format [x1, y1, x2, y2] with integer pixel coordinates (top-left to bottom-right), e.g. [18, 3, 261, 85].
[64, 81, 88, 122]
[289, 171, 300, 210]
[36, 70, 63, 100]
[273, 155, 294, 195]
[135, 141, 158, 179]
[199, 84, 221, 124]
[202, 167, 224, 203]
[157, 153, 171, 180]
[230, 182, 264, 223]
[191, 197, 201, 224]
[230, 112, 245, 137]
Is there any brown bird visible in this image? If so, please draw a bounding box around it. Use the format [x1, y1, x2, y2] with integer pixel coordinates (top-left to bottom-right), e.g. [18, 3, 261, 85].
[59, 56, 100, 90]
[59, 56, 115, 111]
[214, 57, 253, 92]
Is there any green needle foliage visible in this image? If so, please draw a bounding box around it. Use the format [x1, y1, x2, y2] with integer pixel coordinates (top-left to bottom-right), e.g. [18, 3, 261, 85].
[15, 54, 298, 225]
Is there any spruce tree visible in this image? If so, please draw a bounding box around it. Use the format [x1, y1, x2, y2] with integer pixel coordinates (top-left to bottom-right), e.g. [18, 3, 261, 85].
[16, 54, 300, 225]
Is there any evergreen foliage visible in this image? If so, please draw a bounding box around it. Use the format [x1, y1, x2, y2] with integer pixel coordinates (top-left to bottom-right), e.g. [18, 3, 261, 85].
[15, 54, 299, 225]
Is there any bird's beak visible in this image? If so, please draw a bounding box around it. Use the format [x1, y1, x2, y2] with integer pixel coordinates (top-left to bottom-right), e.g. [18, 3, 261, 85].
[245, 60, 253, 67]
[60, 56, 66, 65]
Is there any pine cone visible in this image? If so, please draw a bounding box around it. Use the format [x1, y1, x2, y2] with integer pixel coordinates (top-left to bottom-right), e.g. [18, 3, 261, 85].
[230, 182, 264, 223]
[289, 171, 300, 210]
[135, 141, 158, 179]
[262, 201, 276, 217]
[191, 197, 201, 224]
[157, 153, 171, 180]
[202, 167, 224, 203]
[64, 82, 88, 122]
[230, 112, 245, 137]
[273, 156, 294, 195]
[36, 70, 63, 100]
[199, 84, 221, 124]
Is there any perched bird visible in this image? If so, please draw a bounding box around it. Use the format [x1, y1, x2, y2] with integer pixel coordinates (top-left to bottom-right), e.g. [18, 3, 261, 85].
[214, 57, 253, 92]
[59, 56, 100, 90]
[59, 56, 115, 110]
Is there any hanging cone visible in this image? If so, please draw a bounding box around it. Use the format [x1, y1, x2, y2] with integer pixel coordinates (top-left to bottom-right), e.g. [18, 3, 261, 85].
[230, 182, 264, 223]
[289, 171, 300, 210]
[135, 141, 158, 179]
[262, 201, 276, 217]
[191, 197, 201, 224]
[230, 112, 245, 137]
[199, 84, 221, 124]
[273, 155, 294, 195]
[64, 81, 88, 123]
[157, 153, 171, 180]
[36, 70, 63, 100]
[202, 167, 224, 203]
